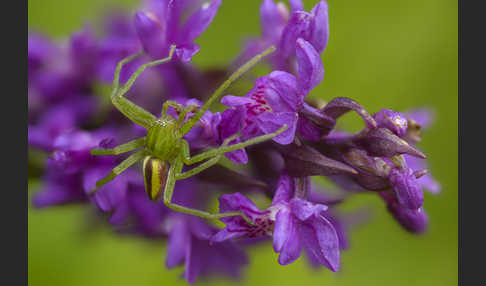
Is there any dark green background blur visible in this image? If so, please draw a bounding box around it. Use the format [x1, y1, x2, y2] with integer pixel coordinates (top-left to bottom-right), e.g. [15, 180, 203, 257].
[28, 0, 457, 285]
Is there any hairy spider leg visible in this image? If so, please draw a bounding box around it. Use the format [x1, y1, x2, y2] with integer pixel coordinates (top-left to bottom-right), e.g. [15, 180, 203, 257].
[90, 137, 146, 156]
[110, 45, 176, 129]
[175, 132, 241, 181]
[88, 149, 146, 195]
[180, 46, 276, 135]
[183, 124, 288, 166]
[161, 100, 184, 117]
[162, 157, 254, 225]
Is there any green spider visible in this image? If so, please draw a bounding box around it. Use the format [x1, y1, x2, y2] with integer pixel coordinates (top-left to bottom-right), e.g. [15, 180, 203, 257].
[89, 45, 286, 223]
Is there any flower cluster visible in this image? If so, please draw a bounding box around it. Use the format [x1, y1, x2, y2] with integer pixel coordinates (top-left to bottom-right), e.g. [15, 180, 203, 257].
[28, 0, 440, 284]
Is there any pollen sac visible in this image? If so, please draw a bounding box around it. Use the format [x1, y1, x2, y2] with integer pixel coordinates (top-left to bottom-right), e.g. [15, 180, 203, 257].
[143, 156, 169, 202]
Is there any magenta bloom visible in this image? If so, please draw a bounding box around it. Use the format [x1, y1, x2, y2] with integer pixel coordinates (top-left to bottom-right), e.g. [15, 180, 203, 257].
[166, 213, 248, 284]
[212, 172, 340, 271]
[237, 0, 329, 71]
[220, 38, 324, 163]
[134, 0, 222, 62]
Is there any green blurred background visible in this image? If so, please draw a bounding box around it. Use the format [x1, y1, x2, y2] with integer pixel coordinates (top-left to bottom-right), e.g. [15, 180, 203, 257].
[28, 0, 457, 285]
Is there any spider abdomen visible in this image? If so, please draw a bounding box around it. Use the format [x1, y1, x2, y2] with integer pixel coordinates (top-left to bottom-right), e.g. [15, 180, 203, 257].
[143, 156, 169, 201]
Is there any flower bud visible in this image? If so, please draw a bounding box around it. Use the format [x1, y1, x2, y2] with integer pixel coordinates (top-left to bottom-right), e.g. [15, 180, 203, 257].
[279, 143, 358, 177]
[389, 167, 424, 210]
[381, 192, 428, 234]
[355, 128, 426, 159]
[373, 109, 408, 137]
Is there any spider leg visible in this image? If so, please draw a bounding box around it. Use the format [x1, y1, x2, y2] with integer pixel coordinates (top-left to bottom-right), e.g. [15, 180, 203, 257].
[176, 133, 240, 180]
[183, 124, 287, 166]
[88, 149, 146, 195]
[163, 157, 253, 224]
[161, 100, 184, 117]
[180, 45, 276, 135]
[90, 137, 146, 156]
[111, 46, 176, 129]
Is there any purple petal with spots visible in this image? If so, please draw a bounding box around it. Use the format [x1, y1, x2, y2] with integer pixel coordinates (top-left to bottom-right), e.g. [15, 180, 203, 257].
[266, 71, 299, 111]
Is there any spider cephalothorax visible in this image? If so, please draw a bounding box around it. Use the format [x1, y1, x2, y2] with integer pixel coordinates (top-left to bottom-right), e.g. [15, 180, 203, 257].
[89, 45, 286, 224]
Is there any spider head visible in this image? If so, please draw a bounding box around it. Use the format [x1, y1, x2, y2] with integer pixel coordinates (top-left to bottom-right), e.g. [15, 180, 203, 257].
[146, 115, 182, 160]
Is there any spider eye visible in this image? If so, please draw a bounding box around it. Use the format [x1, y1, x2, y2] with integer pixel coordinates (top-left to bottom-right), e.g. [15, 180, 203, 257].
[143, 156, 169, 201]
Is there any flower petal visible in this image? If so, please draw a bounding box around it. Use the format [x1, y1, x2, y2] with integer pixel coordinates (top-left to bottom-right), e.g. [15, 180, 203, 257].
[271, 172, 294, 204]
[296, 38, 324, 94]
[258, 112, 298, 145]
[297, 115, 321, 141]
[219, 108, 249, 164]
[166, 218, 190, 268]
[260, 0, 287, 43]
[309, 1, 329, 53]
[290, 198, 328, 221]
[267, 71, 300, 111]
[180, 0, 222, 44]
[221, 95, 254, 107]
[278, 216, 302, 265]
[273, 208, 292, 252]
[300, 216, 340, 271]
[211, 228, 246, 244]
[389, 168, 424, 210]
[218, 192, 263, 216]
[175, 44, 200, 62]
[279, 11, 312, 58]
[289, 0, 304, 12]
[134, 11, 166, 58]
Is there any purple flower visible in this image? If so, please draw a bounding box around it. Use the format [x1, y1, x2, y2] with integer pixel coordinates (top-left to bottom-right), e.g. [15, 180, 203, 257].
[166, 213, 248, 284]
[236, 0, 328, 71]
[110, 182, 169, 237]
[220, 38, 323, 161]
[32, 129, 135, 219]
[212, 172, 340, 271]
[388, 167, 424, 210]
[28, 98, 97, 151]
[380, 192, 428, 234]
[28, 33, 56, 78]
[134, 0, 222, 62]
[278, 0, 329, 62]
